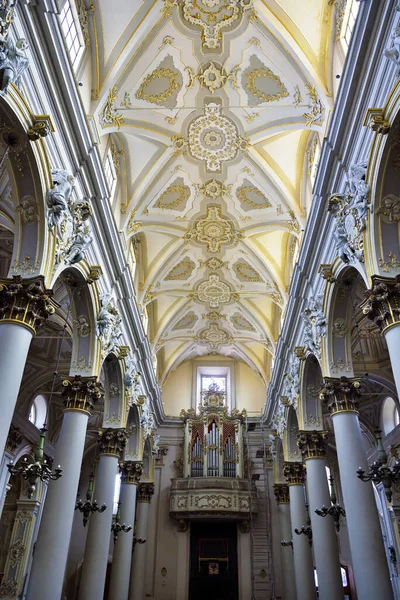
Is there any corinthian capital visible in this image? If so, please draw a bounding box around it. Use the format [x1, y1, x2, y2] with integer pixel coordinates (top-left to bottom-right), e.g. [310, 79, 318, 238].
[319, 377, 360, 414]
[297, 430, 328, 460]
[62, 376, 104, 415]
[273, 483, 290, 504]
[0, 276, 56, 334]
[137, 482, 155, 502]
[98, 428, 127, 458]
[363, 275, 400, 331]
[119, 460, 143, 484]
[283, 461, 306, 486]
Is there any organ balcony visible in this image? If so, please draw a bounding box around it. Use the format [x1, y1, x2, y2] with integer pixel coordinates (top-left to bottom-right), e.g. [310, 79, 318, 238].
[169, 383, 257, 521]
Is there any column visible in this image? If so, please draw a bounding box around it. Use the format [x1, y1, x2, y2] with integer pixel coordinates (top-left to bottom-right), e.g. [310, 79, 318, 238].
[78, 428, 128, 600]
[364, 275, 400, 396]
[273, 484, 297, 600]
[0, 276, 55, 459]
[322, 378, 393, 600]
[26, 377, 104, 600]
[297, 431, 343, 600]
[109, 461, 143, 600]
[129, 482, 155, 600]
[283, 462, 316, 600]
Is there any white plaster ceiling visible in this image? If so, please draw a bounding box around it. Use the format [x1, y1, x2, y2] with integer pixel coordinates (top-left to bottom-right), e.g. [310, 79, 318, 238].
[88, 0, 335, 384]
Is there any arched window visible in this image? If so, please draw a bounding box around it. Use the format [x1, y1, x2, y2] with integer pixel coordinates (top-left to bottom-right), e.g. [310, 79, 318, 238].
[382, 397, 400, 436]
[28, 395, 47, 429]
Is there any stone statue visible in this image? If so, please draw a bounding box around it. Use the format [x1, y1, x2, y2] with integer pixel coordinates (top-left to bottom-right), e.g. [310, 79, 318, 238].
[282, 353, 300, 410]
[385, 26, 400, 77]
[96, 294, 115, 338]
[328, 161, 370, 264]
[124, 356, 141, 405]
[140, 400, 154, 436]
[303, 297, 326, 358]
[152, 433, 160, 457]
[47, 169, 74, 228]
[64, 223, 92, 264]
[0, 37, 29, 94]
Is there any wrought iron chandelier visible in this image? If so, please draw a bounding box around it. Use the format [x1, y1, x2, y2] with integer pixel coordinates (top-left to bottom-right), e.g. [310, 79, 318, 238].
[7, 426, 62, 499]
[111, 502, 132, 543]
[356, 431, 400, 503]
[315, 475, 346, 531]
[294, 503, 313, 547]
[75, 473, 107, 526]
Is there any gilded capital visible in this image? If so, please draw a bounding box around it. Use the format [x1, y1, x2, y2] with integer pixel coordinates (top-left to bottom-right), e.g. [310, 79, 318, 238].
[62, 376, 104, 415]
[319, 377, 360, 415]
[283, 461, 306, 486]
[98, 428, 127, 457]
[0, 276, 56, 334]
[297, 430, 328, 460]
[363, 275, 400, 332]
[273, 483, 290, 504]
[137, 482, 155, 502]
[119, 460, 143, 484]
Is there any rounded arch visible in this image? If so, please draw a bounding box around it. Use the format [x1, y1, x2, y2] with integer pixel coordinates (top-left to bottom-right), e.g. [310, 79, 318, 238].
[125, 404, 141, 460]
[365, 79, 400, 278]
[0, 88, 53, 281]
[298, 354, 324, 430]
[100, 352, 126, 428]
[282, 406, 301, 462]
[322, 263, 370, 377]
[51, 266, 101, 378]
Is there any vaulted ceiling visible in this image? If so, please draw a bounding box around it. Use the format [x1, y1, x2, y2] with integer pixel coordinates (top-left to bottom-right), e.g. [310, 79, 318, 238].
[88, 0, 335, 385]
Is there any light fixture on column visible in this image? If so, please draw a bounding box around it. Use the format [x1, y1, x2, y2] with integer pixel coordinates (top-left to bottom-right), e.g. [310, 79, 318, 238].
[356, 430, 400, 503]
[7, 426, 62, 498]
[75, 473, 107, 526]
[315, 475, 346, 532]
[111, 502, 132, 543]
[280, 539, 293, 549]
[294, 503, 313, 547]
[132, 536, 146, 551]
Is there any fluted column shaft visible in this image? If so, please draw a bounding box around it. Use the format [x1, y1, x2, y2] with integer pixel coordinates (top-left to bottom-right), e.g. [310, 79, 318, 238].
[129, 483, 155, 600]
[322, 378, 393, 600]
[0, 277, 55, 459]
[78, 428, 127, 600]
[283, 462, 316, 600]
[297, 431, 343, 600]
[27, 377, 103, 600]
[273, 484, 296, 600]
[109, 462, 143, 600]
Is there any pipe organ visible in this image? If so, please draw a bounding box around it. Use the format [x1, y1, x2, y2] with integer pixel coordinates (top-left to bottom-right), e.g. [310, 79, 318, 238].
[180, 385, 245, 479]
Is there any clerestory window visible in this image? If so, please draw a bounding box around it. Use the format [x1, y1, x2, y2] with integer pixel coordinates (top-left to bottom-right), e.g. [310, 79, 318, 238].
[59, 1, 85, 70]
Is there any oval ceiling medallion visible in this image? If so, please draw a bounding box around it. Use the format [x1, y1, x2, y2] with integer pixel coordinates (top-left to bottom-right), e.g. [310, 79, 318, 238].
[188, 103, 242, 172]
[236, 182, 271, 211]
[135, 57, 182, 107]
[155, 178, 190, 211]
[195, 274, 233, 308]
[165, 258, 196, 280]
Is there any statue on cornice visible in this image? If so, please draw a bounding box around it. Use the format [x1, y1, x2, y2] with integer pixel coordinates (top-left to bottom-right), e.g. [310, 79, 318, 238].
[140, 399, 154, 436]
[96, 294, 122, 355]
[272, 403, 286, 438]
[125, 356, 141, 406]
[152, 433, 160, 457]
[328, 161, 370, 263]
[0, 37, 29, 94]
[282, 354, 300, 409]
[303, 297, 326, 358]
[64, 221, 92, 264]
[385, 25, 400, 77]
[47, 169, 74, 229]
